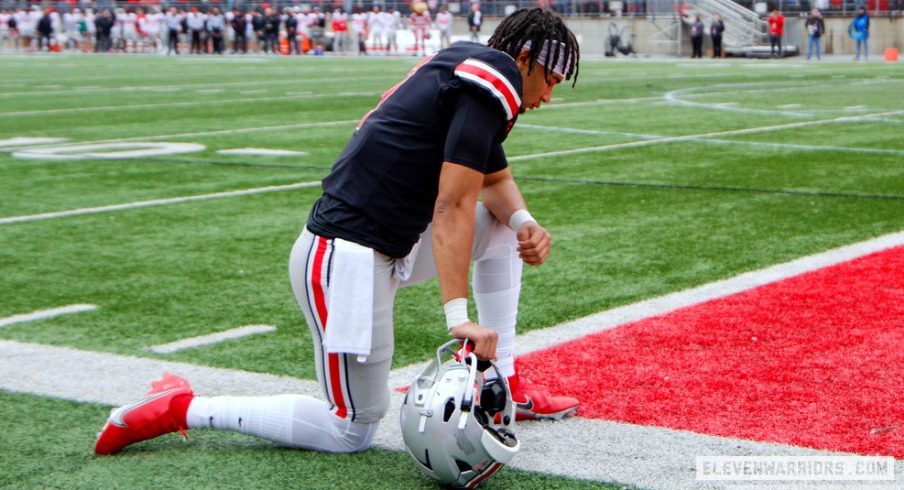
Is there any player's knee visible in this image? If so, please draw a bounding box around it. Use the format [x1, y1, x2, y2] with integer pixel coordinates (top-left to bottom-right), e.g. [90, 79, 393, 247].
[331, 417, 379, 453]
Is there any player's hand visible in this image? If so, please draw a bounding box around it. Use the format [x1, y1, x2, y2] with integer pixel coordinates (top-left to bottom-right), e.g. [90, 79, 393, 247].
[449, 321, 498, 361]
[515, 221, 551, 266]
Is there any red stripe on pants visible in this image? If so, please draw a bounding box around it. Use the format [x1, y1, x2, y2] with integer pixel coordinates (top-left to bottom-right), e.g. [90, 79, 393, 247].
[311, 236, 348, 419]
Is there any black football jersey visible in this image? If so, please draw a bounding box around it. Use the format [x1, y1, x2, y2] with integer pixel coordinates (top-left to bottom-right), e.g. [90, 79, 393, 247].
[307, 41, 523, 258]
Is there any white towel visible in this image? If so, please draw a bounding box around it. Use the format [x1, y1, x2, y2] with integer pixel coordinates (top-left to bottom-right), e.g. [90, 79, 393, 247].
[324, 238, 374, 359]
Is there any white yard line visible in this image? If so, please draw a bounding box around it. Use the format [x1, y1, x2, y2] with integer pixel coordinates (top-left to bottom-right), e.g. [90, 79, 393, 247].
[2, 231, 904, 488]
[20, 119, 359, 147]
[0, 75, 398, 99]
[0, 181, 321, 225]
[0, 304, 97, 328]
[147, 325, 277, 354]
[518, 124, 904, 157]
[4, 109, 900, 226]
[0, 93, 380, 118]
[510, 109, 904, 162]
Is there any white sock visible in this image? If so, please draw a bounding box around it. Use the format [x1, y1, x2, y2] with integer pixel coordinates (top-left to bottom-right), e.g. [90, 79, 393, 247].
[186, 394, 377, 453]
[473, 245, 522, 379]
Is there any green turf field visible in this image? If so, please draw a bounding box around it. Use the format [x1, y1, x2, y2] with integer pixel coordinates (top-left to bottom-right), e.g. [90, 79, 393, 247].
[0, 53, 901, 489]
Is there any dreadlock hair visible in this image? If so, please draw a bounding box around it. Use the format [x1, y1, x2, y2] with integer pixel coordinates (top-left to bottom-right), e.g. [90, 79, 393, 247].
[487, 8, 580, 87]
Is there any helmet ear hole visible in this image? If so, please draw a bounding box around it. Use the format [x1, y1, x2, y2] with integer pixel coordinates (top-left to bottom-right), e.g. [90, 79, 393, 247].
[473, 405, 489, 426]
[455, 459, 473, 473]
[443, 398, 456, 422]
[480, 379, 507, 416]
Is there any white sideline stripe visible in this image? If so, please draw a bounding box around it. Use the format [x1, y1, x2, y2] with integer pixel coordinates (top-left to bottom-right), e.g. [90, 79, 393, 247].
[2, 230, 904, 488]
[0, 304, 97, 328]
[510, 109, 904, 162]
[0, 181, 321, 225]
[147, 325, 277, 354]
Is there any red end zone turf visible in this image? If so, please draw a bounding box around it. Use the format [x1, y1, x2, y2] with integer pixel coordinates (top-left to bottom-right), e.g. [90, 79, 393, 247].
[519, 246, 904, 457]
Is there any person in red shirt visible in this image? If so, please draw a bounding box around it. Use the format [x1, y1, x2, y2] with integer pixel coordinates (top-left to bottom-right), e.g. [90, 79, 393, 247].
[767, 9, 784, 58]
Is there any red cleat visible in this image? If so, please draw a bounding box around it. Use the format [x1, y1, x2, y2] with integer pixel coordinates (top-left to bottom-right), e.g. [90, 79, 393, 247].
[95, 373, 194, 455]
[508, 373, 579, 421]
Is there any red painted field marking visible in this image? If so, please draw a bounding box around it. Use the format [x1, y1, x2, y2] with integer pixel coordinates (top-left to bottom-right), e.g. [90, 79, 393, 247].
[519, 246, 904, 457]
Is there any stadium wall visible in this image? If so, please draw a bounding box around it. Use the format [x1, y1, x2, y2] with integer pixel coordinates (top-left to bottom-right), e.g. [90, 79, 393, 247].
[472, 15, 903, 57]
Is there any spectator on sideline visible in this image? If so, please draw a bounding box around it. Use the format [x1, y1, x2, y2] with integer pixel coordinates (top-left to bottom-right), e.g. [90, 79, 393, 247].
[767, 9, 784, 58]
[63, 8, 81, 51]
[710, 13, 724, 58]
[306, 7, 326, 53]
[351, 5, 368, 56]
[467, 3, 482, 42]
[36, 8, 53, 51]
[22, 6, 40, 51]
[295, 7, 309, 53]
[331, 7, 350, 54]
[805, 8, 825, 60]
[436, 4, 453, 50]
[94, 9, 114, 53]
[206, 7, 226, 55]
[250, 8, 264, 54]
[121, 7, 138, 53]
[262, 7, 279, 54]
[164, 7, 181, 55]
[284, 7, 300, 54]
[383, 7, 400, 54]
[231, 8, 248, 54]
[369, 6, 384, 53]
[1, 9, 16, 51]
[186, 7, 204, 54]
[689, 15, 703, 58]
[83, 8, 95, 52]
[850, 7, 869, 61]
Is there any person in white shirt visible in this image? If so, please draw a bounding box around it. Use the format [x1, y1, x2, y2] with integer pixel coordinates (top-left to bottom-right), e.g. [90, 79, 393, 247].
[186, 8, 205, 54]
[138, 7, 163, 53]
[62, 8, 81, 50]
[118, 8, 138, 53]
[0, 10, 12, 51]
[206, 7, 226, 55]
[83, 8, 95, 52]
[435, 5, 452, 50]
[164, 7, 181, 55]
[368, 6, 383, 53]
[20, 6, 40, 50]
[350, 5, 368, 55]
[382, 7, 400, 54]
[11, 8, 26, 50]
[467, 3, 482, 43]
[306, 8, 325, 51]
[295, 8, 309, 51]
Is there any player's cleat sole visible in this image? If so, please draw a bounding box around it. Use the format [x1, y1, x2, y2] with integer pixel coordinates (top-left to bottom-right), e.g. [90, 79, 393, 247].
[508, 373, 579, 421]
[95, 372, 194, 455]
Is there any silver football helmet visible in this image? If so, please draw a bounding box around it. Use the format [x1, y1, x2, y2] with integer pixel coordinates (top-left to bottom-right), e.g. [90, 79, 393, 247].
[400, 339, 520, 488]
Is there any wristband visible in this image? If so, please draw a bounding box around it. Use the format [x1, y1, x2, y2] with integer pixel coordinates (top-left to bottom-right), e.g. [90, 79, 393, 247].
[443, 298, 470, 331]
[508, 209, 537, 232]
